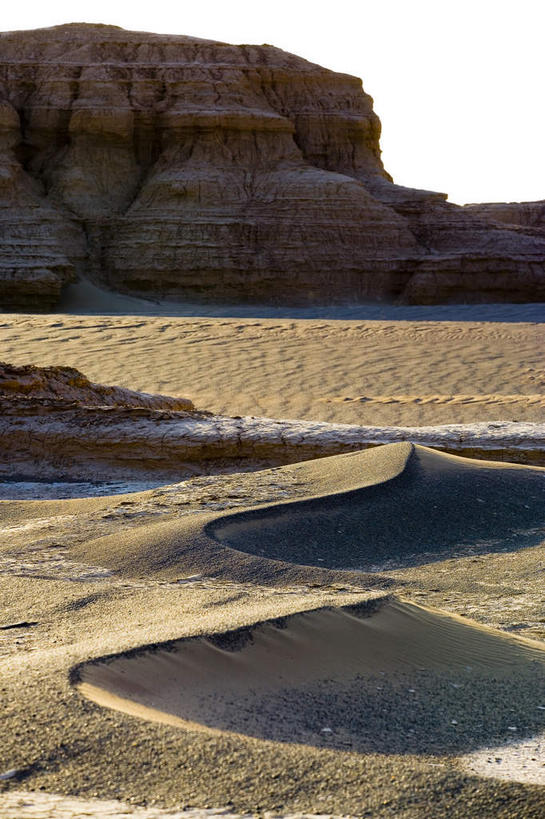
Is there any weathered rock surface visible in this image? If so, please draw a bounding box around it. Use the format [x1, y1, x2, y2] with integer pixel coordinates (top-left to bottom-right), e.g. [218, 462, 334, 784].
[463, 201, 545, 233]
[0, 362, 193, 410]
[0, 23, 544, 309]
[1, 365, 543, 482]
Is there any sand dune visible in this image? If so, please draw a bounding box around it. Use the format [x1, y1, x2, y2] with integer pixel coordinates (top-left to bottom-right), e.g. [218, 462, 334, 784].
[73, 443, 545, 583]
[2, 304, 545, 814]
[77, 597, 545, 756]
[211, 444, 545, 568]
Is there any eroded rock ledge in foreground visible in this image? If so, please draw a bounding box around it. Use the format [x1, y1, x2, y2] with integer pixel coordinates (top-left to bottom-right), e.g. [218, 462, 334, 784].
[0, 23, 544, 310]
[1, 365, 543, 480]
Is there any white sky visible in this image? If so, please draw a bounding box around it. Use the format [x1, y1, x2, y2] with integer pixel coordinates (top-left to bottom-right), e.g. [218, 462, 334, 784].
[2, 0, 544, 204]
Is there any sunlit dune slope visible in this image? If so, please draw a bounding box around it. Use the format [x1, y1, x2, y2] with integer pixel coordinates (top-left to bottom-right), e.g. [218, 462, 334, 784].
[77, 597, 545, 755]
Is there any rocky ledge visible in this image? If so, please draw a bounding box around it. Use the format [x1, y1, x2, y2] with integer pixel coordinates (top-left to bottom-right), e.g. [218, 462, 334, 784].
[0, 23, 544, 309]
[0, 362, 194, 410]
[463, 201, 545, 234]
[1, 365, 543, 484]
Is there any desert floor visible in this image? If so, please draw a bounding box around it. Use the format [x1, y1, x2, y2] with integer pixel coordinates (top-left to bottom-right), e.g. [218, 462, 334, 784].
[1, 300, 544, 427]
[1, 298, 544, 818]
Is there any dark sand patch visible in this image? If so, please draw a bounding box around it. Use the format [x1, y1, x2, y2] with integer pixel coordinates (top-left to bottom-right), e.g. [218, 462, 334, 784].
[72, 443, 545, 584]
[211, 444, 545, 569]
[77, 598, 545, 755]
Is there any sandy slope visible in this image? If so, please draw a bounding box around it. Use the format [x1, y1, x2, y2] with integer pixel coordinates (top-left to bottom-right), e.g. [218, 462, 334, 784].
[1, 441, 545, 816]
[77, 598, 545, 755]
[0, 312, 543, 426]
[68, 444, 544, 583]
[1, 300, 545, 818]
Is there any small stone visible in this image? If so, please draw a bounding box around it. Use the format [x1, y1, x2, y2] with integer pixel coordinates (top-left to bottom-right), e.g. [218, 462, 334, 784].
[0, 769, 19, 780]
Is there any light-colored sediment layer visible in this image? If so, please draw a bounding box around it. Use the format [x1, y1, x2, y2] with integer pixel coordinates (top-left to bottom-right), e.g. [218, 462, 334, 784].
[1, 314, 542, 427]
[2, 404, 544, 483]
[0, 791, 348, 818]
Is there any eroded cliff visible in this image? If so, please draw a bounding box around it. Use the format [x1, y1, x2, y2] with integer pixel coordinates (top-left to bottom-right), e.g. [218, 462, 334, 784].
[0, 23, 544, 309]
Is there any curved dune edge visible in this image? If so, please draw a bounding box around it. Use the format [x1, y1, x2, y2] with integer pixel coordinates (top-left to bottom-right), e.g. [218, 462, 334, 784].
[75, 597, 545, 755]
[72, 442, 545, 580]
[208, 443, 545, 568]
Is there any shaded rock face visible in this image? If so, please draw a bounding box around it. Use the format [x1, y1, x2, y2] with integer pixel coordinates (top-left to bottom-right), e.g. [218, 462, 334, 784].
[0, 23, 544, 309]
[463, 202, 545, 234]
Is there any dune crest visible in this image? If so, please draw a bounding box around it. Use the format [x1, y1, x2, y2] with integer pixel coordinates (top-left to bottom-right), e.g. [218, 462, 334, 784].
[76, 597, 545, 755]
[72, 442, 545, 583]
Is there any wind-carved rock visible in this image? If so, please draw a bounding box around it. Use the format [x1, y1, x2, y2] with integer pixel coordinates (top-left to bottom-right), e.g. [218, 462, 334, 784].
[0, 362, 194, 409]
[463, 202, 545, 234]
[0, 23, 543, 310]
[1, 363, 543, 482]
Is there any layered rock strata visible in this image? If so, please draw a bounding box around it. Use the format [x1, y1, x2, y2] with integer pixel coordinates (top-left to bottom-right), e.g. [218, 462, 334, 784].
[1, 365, 544, 482]
[0, 362, 193, 409]
[463, 201, 545, 234]
[0, 23, 544, 309]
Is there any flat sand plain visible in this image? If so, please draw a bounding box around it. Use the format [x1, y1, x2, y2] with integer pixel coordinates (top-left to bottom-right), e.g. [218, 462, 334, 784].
[1, 309, 544, 426]
[1, 300, 545, 819]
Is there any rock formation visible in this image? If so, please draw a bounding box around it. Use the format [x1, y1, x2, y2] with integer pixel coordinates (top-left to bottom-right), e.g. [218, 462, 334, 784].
[463, 201, 545, 234]
[1, 364, 543, 483]
[0, 23, 544, 309]
[0, 362, 193, 409]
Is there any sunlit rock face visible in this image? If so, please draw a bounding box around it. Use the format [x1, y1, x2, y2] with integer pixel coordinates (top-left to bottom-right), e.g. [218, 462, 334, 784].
[0, 23, 544, 309]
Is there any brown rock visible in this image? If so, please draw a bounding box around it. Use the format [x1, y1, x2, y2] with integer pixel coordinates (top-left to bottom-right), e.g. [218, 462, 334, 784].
[462, 201, 545, 233]
[0, 23, 543, 309]
[1, 383, 543, 483]
[0, 362, 193, 410]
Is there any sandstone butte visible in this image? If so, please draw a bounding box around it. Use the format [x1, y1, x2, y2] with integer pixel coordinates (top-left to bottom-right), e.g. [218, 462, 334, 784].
[0, 23, 544, 311]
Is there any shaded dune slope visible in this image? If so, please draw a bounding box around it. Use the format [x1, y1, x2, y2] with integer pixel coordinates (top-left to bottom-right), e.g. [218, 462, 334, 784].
[74, 443, 545, 583]
[212, 443, 545, 568]
[76, 597, 545, 754]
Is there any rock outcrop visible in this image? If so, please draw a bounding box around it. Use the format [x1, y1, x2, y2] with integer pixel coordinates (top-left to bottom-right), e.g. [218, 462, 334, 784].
[463, 201, 545, 234]
[1, 364, 544, 482]
[0, 362, 193, 410]
[0, 23, 544, 309]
